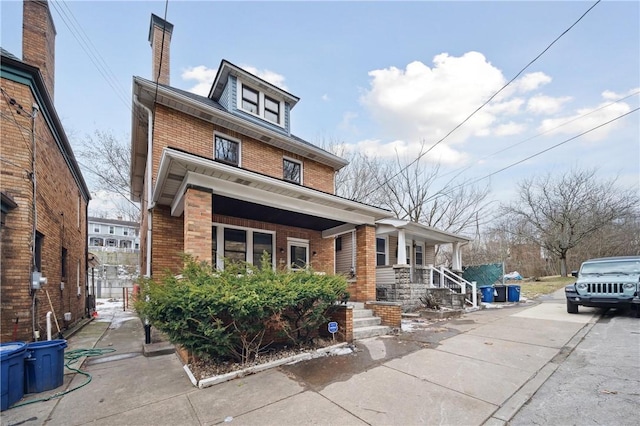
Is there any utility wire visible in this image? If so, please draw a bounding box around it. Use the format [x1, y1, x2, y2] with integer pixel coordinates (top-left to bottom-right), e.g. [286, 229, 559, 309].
[425, 107, 639, 203]
[1, 87, 35, 152]
[49, 1, 131, 111]
[437, 90, 640, 183]
[360, 0, 602, 199]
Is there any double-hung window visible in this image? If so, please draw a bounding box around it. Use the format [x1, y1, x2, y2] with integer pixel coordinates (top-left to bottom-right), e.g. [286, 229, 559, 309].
[215, 135, 239, 166]
[376, 238, 386, 266]
[264, 96, 280, 123]
[242, 86, 259, 114]
[283, 158, 302, 184]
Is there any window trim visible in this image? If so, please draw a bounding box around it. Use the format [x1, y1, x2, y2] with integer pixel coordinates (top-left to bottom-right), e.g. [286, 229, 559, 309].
[213, 223, 275, 270]
[376, 237, 388, 267]
[237, 81, 284, 127]
[214, 133, 241, 167]
[283, 157, 303, 185]
[287, 237, 309, 271]
[415, 243, 424, 266]
[264, 95, 280, 124]
[241, 85, 259, 115]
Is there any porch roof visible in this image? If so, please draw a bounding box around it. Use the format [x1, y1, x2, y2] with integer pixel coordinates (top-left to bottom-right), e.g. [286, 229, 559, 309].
[375, 218, 471, 245]
[153, 148, 392, 231]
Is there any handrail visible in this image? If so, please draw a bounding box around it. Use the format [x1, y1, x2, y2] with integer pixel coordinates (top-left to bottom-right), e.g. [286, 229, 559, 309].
[426, 265, 477, 308]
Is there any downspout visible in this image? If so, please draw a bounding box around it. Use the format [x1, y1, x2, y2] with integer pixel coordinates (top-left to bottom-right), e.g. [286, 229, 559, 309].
[133, 95, 153, 278]
[31, 103, 40, 340]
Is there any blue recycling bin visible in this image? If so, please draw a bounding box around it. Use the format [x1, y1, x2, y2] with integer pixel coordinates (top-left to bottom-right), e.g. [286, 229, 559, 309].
[25, 339, 67, 394]
[508, 285, 521, 302]
[479, 286, 494, 303]
[1, 341, 28, 411]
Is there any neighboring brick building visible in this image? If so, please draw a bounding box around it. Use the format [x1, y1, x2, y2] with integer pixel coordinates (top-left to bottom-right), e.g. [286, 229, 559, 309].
[1, 0, 91, 342]
[131, 14, 472, 318]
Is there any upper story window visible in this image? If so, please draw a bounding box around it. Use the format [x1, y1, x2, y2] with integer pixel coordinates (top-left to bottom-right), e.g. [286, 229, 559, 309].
[238, 81, 284, 127]
[93, 224, 100, 233]
[215, 135, 240, 166]
[109, 226, 115, 234]
[242, 86, 259, 114]
[264, 96, 280, 124]
[123, 228, 129, 236]
[283, 158, 302, 184]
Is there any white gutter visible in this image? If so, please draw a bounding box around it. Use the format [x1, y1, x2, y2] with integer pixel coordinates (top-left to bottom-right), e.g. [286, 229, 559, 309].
[134, 95, 154, 277]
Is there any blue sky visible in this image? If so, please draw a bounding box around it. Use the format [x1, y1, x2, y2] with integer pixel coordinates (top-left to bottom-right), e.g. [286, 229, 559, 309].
[2, 0, 638, 215]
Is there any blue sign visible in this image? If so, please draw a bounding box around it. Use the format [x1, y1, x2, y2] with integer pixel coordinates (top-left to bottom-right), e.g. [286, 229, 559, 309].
[328, 321, 338, 334]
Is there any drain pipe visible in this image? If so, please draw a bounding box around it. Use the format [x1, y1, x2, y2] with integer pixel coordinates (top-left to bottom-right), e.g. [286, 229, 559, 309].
[134, 95, 154, 345]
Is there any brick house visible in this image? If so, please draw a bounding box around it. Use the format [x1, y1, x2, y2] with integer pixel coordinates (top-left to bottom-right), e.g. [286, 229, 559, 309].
[1, 1, 91, 342]
[132, 15, 473, 329]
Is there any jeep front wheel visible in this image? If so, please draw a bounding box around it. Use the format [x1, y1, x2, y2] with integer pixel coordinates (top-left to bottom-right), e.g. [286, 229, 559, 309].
[567, 300, 579, 314]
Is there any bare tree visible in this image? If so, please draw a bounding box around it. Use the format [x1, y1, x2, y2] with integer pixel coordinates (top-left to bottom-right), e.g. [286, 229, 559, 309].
[500, 168, 639, 276]
[76, 130, 140, 221]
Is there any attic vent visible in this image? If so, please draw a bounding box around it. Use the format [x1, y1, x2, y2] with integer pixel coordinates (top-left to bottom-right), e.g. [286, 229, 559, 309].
[167, 173, 183, 181]
[199, 112, 212, 120]
[344, 207, 356, 212]
[234, 178, 252, 186]
[307, 153, 316, 159]
[260, 135, 271, 143]
[297, 195, 311, 201]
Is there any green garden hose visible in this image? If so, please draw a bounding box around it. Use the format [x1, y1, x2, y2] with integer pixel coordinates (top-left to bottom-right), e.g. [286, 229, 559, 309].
[9, 347, 116, 409]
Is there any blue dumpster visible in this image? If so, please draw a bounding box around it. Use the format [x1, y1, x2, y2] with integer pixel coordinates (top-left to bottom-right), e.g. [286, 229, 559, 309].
[479, 286, 494, 303]
[508, 285, 521, 302]
[25, 339, 67, 394]
[1, 341, 27, 411]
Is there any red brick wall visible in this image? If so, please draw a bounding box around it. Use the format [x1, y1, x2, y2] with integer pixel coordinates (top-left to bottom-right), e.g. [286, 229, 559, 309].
[151, 106, 336, 193]
[354, 225, 376, 302]
[1, 78, 87, 342]
[365, 302, 402, 328]
[22, 0, 56, 99]
[184, 188, 212, 264]
[151, 205, 183, 277]
[151, 20, 171, 85]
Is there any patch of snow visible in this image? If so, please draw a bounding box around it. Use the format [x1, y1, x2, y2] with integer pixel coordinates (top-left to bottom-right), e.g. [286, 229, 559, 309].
[329, 347, 353, 356]
[95, 298, 138, 329]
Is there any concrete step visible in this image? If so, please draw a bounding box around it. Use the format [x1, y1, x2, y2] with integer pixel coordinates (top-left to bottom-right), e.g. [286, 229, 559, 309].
[348, 302, 365, 309]
[352, 308, 374, 319]
[353, 316, 381, 328]
[353, 325, 391, 340]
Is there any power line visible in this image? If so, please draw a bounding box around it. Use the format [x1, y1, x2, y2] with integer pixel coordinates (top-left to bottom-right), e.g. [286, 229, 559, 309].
[437, 90, 640, 183]
[49, 0, 131, 112]
[425, 107, 639, 203]
[360, 0, 602, 199]
[1, 87, 35, 152]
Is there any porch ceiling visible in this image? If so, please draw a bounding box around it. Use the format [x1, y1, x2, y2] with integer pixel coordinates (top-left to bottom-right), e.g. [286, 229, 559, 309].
[153, 148, 391, 230]
[376, 218, 471, 245]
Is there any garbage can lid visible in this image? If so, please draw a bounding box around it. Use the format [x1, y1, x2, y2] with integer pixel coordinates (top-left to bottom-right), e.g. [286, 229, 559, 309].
[0, 342, 27, 359]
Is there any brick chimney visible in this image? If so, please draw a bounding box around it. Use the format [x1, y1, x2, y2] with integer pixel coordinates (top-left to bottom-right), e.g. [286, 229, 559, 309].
[22, 0, 57, 99]
[148, 14, 173, 85]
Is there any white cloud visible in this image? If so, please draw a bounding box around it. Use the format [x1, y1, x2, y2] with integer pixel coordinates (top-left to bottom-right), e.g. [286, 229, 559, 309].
[494, 121, 527, 136]
[181, 64, 288, 96]
[322, 94, 330, 101]
[345, 138, 468, 165]
[240, 65, 288, 91]
[513, 71, 552, 93]
[181, 65, 217, 96]
[527, 94, 572, 115]
[537, 94, 633, 142]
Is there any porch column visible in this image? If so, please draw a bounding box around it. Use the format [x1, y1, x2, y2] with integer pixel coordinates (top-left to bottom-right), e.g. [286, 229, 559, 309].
[397, 229, 407, 265]
[183, 187, 212, 265]
[452, 241, 462, 272]
[355, 224, 376, 302]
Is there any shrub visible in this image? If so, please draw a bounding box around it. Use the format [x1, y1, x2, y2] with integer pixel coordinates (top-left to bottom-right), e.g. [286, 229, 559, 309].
[135, 255, 347, 364]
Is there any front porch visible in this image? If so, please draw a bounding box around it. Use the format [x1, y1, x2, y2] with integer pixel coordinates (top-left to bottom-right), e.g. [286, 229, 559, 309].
[373, 219, 476, 311]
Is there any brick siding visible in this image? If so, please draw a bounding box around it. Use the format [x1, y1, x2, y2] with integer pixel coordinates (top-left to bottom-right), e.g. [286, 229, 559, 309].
[364, 301, 402, 328]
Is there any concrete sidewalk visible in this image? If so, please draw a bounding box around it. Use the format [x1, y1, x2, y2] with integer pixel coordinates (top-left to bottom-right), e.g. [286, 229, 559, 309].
[1, 291, 599, 425]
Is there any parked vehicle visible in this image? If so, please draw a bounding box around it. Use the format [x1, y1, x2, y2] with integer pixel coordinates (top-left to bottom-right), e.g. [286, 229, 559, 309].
[565, 256, 640, 316]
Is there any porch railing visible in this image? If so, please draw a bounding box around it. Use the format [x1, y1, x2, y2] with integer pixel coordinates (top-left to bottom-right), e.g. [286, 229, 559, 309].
[427, 265, 477, 308]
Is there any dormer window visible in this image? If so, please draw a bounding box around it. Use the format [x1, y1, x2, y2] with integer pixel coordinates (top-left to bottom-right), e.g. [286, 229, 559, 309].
[283, 158, 302, 184]
[242, 86, 259, 114]
[215, 134, 240, 166]
[264, 96, 280, 124]
[238, 81, 284, 127]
